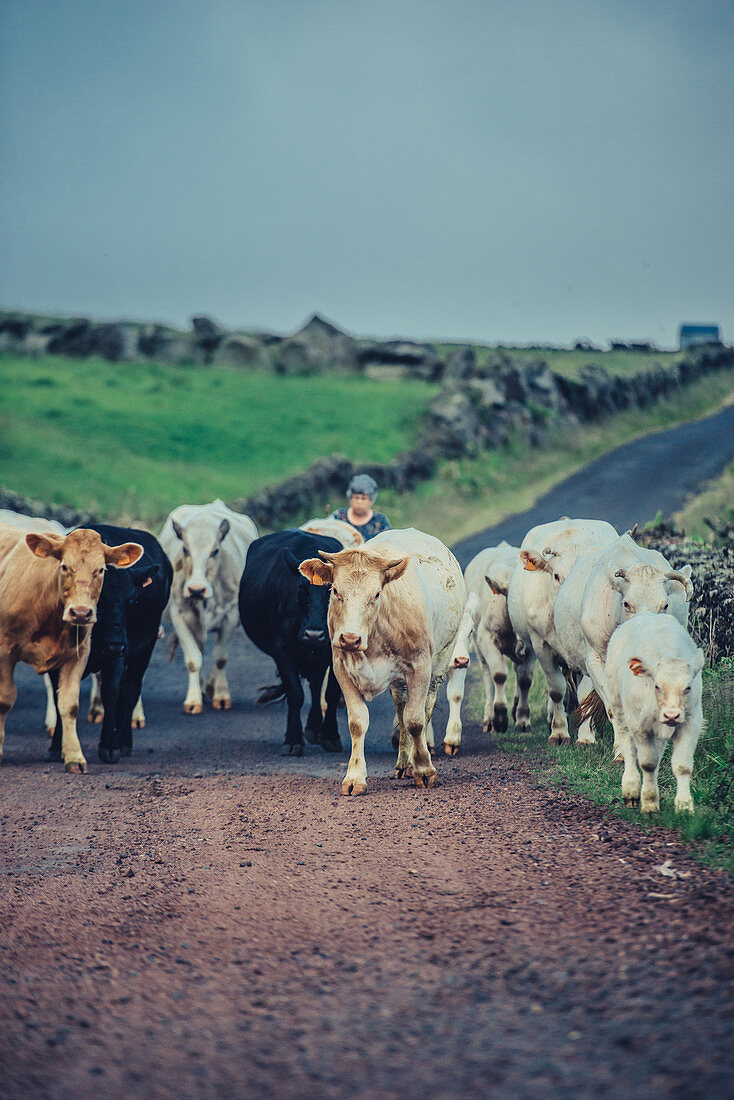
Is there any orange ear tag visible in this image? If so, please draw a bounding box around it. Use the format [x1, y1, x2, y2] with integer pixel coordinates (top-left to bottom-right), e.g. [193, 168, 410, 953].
[524, 559, 540, 571]
[628, 658, 644, 676]
[311, 574, 324, 586]
[143, 577, 153, 588]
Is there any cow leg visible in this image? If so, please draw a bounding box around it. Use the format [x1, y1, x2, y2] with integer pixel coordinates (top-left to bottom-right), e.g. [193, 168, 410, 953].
[116, 643, 156, 757]
[538, 645, 571, 745]
[0, 656, 18, 762]
[575, 674, 597, 745]
[443, 666, 466, 756]
[391, 684, 412, 778]
[97, 656, 125, 764]
[273, 651, 305, 756]
[618, 724, 641, 807]
[637, 740, 663, 814]
[131, 695, 146, 729]
[334, 665, 369, 795]
[43, 673, 57, 736]
[317, 667, 342, 752]
[512, 650, 535, 734]
[56, 657, 88, 773]
[170, 603, 206, 715]
[671, 725, 697, 814]
[404, 666, 436, 789]
[478, 628, 510, 733]
[206, 609, 238, 710]
[88, 672, 104, 724]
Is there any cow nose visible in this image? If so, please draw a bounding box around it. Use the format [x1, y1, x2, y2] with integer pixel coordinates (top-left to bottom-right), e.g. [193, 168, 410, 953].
[186, 585, 207, 600]
[302, 629, 325, 643]
[338, 632, 362, 650]
[105, 643, 126, 657]
[452, 655, 469, 669]
[662, 709, 681, 724]
[67, 606, 94, 624]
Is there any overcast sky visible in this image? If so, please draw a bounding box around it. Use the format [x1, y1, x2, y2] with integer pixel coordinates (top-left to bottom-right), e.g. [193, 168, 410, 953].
[2, 0, 732, 348]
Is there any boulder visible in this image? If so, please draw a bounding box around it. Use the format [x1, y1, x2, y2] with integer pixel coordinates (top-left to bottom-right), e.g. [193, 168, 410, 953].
[213, 334, 272, 371]
[359, 339, 443, 381]
[274, 314, 359, 374]
[191, 315, 229, 354]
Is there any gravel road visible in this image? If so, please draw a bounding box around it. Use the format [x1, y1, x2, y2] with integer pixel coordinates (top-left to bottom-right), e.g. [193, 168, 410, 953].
[1, 405, 734, 1099]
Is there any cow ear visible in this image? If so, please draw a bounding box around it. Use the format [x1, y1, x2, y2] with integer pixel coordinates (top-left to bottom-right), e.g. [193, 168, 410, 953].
[283, 549, 303, 576]
[25, 532, 65, 560]
[217, 518, 230, 543]
[610, 567, 629, 592]
[299, 558, 333, 586]
[520, 549, 548, 572]
[171, 519, 185, 542]
[105, 542, 144, 568]
[628, 657, 647, 677]
[485, 574, 508, 596]
[381, 557, 408, 586]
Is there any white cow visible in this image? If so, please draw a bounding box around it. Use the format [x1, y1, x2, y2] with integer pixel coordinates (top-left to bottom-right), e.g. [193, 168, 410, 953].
[507, 517, 619, 744]
[0, 510, 68, 735]
[604, 612, 704, 813]
[299, 528, 465, 795]
[555, 533, 693, 745]
[443, 542, 536, 754]
[299, 518, 364, 547]
[159, 500, 258, 713]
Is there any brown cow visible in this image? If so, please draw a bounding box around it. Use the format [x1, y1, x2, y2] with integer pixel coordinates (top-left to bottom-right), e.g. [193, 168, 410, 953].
[0, 525, 143, 773]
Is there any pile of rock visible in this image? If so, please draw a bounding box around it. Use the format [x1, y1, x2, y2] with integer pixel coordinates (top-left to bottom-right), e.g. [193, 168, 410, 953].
[638, 521, 734, 662]
[0, 487, 98, 530]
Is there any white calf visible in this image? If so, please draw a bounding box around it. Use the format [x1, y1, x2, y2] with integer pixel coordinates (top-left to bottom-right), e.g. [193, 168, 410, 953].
[604, 612, 704, 813]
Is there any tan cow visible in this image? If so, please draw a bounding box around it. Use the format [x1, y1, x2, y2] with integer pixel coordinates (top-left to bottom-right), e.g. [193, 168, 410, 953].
[0, 525, 142, 773]
[300, 528, 465, 795]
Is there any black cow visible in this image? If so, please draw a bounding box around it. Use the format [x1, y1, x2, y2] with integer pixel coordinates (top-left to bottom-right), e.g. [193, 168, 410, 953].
[49, 524, 173, 764]
[239, 529, 343, 756]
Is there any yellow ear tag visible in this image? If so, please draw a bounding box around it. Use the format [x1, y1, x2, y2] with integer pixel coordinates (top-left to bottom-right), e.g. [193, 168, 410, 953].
[311, 574, 324, 586]
[524, 559, 540, 571]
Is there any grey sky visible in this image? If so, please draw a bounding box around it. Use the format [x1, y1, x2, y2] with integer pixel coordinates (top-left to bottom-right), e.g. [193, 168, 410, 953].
[2, 0, 732, 347]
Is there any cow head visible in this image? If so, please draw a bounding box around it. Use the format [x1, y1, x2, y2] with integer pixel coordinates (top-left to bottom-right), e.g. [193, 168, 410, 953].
[171, 516, 230, 601]
[299, 547, 408, 653]
[25, 529, 143, 625]
[283, 549, 331, 649]
[610, 562, 693, 618]
[95, 563, 161, 655]
[627, 648, 704, 731]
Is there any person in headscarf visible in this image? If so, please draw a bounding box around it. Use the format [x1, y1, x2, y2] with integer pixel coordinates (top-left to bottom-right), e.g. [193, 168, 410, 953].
[330, 474, 391, 541]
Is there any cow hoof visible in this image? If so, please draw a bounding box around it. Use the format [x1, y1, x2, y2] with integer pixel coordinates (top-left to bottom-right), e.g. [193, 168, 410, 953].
[576, 738, 595, 747]
[131, 717, 145, 729]
[515, 720, 531, 734]
[304, 726, 320, 745]
[394, 765, 413, 779]
[443, 743, 459, 756]
[282, 743, 304, 757]
[45, 726, 54, 738]
[482, 722, 490, 734]
[88, 712, 103, 725]
[320, 738, 342, 753]
[342, 780, 367, 796]
[548, 733, 571, 746]
[46, 748, 62, 762]
[120, 745, 132, 758]
[212, 697, 231, 711]
[183, 703, 203, 715]
[64, 761, 87, 774]
[492, 709, 508, 733]
[98, 746, 120, 764]
[623, 795, 640, 808]
[413, 771, 436, 789]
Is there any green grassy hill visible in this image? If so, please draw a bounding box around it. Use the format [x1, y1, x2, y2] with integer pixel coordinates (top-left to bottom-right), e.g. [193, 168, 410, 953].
[0, 353, 437, 524]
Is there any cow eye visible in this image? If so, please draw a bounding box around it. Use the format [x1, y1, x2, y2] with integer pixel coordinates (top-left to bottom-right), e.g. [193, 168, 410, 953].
[553, 573, 561, 583]
[211, 548, 219, 558]
[683, 686, 691, 695]
[332, 588, 342, 600]
[60, 563, 68, 572]
[182, 546, 189, 556]
[623, 601, 632, 612]
[372, 591, 381, 603]
[662, 603, 669, 612]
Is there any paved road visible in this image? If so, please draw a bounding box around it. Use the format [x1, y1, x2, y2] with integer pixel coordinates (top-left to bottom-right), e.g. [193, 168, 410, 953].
[453, 400, 734, 566]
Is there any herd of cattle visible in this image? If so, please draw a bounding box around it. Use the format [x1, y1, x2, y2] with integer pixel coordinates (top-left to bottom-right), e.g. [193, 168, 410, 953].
[0, 500, 704, 814]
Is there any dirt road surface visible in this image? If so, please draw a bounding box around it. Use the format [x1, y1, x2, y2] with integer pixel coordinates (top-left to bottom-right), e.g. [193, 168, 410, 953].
[2, 406, 734, 1099]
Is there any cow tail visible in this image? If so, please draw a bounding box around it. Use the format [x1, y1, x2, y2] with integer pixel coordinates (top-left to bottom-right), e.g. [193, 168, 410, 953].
[574, 690, 608, 733]
[166, 633, 179, 663]
[256, 682, 287, 706]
